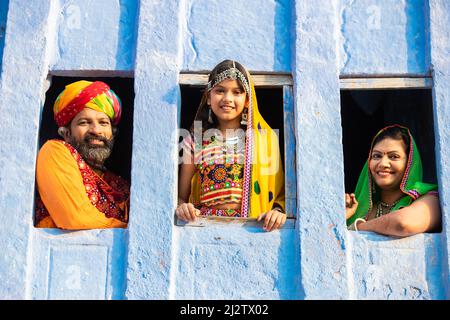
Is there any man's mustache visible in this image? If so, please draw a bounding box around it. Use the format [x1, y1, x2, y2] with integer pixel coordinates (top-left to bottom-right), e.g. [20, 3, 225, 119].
[83, 134, 112, 147]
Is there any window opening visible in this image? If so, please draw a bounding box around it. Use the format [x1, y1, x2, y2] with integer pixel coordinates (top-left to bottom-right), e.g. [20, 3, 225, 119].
[179, 73, 295, 220]
[340, 88, 436, 193]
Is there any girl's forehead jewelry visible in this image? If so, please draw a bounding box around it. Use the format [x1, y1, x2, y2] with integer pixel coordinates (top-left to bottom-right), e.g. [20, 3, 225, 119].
[207, 66, 250, 94]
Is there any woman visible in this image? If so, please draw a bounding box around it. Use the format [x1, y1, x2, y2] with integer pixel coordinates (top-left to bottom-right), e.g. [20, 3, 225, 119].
[346, 125, 440, 237]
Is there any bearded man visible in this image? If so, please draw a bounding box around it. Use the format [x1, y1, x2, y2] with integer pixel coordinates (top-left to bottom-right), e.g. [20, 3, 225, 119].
[35, 80, 130, 229]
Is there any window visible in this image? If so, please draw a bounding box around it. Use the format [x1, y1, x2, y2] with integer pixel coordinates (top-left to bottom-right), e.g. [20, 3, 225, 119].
[178, 73, 296, 221]
[340, 77, 441, 234]
[340, 77, 436, 192]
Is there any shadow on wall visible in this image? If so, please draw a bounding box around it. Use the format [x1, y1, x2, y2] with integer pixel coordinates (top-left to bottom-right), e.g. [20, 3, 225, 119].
[405, 0, 430, 74]
[273, 0, 292, 71]
[278, 228, 304, 299]
[0, 0, 9, 76]
[115, 0, 139, 70]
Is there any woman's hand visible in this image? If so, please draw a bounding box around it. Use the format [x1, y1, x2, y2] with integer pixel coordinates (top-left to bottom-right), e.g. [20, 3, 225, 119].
[175, 202, 200, 222]
[345, 193, 358, 220]
[257, 208, 287, 232]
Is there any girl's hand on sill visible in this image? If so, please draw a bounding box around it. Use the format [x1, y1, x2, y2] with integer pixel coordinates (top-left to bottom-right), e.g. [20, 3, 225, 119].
[258, 209, 287, 232]
[175, 202, 200, 222]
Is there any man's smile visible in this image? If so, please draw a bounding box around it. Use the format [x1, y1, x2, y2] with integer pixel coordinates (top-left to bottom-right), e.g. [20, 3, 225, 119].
[87, 138, 105, 145]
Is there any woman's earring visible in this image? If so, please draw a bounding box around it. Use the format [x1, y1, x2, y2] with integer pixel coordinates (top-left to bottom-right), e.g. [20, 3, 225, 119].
[208, 108, 213, 124]
[240, 108, 248, 125]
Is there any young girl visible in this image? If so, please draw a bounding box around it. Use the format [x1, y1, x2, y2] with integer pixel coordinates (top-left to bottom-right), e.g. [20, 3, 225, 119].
[346, 125, 441, 237]
[176, 60, 286, 232]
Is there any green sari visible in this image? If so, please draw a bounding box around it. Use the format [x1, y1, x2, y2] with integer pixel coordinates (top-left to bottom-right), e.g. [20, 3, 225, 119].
[347, 125, 438, 226]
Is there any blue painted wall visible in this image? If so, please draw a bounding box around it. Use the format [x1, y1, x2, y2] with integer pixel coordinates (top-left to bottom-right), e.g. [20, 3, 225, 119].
[0, 0, 448, 299]
[52, 0, 138, 72]
[181, 0, 292, 72]
[340, 0, 430, 75]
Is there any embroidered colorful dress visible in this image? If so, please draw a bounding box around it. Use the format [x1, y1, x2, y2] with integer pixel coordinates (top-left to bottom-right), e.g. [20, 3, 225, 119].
[346, 125, 438, 226]
[184, 132, 246, 217]
[185, 66, 285, 218]
[35, 140, 129, 229]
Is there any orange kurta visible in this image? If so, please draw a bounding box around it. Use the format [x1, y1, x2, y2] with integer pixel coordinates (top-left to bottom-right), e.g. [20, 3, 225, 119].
[35, 140, 129, 229]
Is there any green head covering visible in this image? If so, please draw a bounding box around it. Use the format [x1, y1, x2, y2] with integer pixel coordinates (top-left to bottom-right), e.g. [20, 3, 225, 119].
[347, 125, 438, 226]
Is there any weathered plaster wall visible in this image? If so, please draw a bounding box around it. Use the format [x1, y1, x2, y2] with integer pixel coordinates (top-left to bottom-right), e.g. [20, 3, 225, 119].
[51, 0, 138, 72]
[0, 0, 54, 299]
[348, 233, 444, 299]
[340, 0, 430, 75]
[172, 225, 299, 299]
[27, 229, 127, 299]
[125, 0, 181, 299]
[182, 0, 292, 72]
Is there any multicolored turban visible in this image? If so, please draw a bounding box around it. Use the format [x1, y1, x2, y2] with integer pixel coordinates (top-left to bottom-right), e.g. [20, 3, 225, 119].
[53, 80, 122, 127]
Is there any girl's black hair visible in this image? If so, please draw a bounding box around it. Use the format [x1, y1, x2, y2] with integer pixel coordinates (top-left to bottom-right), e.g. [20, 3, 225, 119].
[190, 60, 250, 134]
[372, 126, 411, 155]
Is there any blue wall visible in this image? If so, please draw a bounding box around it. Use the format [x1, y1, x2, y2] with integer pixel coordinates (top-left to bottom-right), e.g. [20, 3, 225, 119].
[340, 0, 430, 75]
[0, 0, 448, 299]
[52, 0, 138, 72]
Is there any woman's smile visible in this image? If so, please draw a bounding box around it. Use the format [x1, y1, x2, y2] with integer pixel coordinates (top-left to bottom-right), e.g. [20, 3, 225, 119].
[376, 170, 395, 177]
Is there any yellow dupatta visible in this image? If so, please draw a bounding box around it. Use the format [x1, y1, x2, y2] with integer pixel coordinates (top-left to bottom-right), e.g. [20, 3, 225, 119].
[244, 72, 285, 218]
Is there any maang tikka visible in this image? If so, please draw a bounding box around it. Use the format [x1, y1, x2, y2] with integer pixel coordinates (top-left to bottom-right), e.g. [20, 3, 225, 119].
[207, 61, 250, 95]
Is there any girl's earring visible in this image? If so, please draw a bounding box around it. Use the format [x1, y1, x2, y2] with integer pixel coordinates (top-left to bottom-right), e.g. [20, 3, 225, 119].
[240, 108, 248, 125]
[208, 108, 214, 124]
